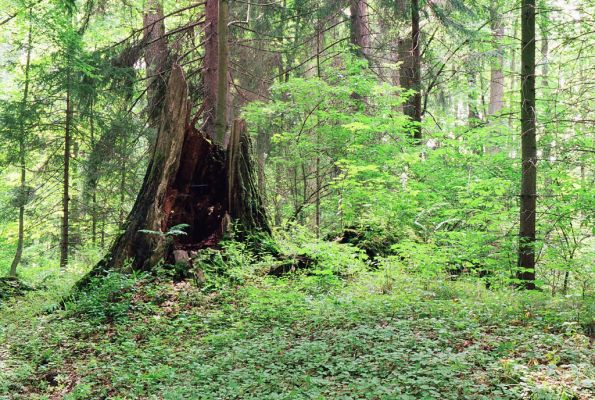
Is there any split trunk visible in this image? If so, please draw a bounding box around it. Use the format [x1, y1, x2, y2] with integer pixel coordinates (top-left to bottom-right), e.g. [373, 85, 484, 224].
[82, 65, 269, 279]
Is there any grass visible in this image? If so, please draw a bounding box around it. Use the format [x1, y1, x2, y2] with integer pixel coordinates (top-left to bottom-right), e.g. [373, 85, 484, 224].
[0, 262, 593, 400]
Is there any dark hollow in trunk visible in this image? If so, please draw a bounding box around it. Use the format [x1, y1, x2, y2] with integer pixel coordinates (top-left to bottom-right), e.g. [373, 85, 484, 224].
[80, 64, 270, 284]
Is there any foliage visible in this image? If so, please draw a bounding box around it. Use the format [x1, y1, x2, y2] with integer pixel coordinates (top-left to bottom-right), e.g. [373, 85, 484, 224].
[1, 264, 593, 399]
[63, 271, 144, 324]
[138, 223, 191, 237]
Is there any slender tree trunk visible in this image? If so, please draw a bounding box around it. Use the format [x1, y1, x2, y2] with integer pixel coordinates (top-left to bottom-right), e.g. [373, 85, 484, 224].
[100, 214, 106, 249]
[274, 162, 283, 226]
[315, 154, 321, 238]
[487, 1, 505, 154]
[9, 9, 33, 277]
[214, 0, 230, 146]
[203, 0, 219, 139]
[315, 22, 322, 237]
[467, 67, 480, 127]
[562, 270, 569, 295]
[539, 1, 551, 166]
[89, 107, 97, 245]
[488, 2, 505, 117]
[517, 0, 537, 289]
[507, 18, 519, 155]
[119, 157, 126, 226]
[60, 75, 72, 270]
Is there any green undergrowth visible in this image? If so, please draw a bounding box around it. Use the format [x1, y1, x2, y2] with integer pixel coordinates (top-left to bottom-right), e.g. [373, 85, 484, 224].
[0, 261, 593, 400]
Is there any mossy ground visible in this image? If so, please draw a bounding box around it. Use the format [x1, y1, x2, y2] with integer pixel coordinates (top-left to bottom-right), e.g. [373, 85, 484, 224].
[0, 264, 593, 400]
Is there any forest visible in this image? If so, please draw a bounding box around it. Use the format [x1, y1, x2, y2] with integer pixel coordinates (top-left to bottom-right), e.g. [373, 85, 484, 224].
[0, 0, 593, 398]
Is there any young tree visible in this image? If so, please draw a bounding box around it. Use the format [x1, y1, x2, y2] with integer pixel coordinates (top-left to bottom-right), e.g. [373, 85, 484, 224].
[8, 7, 33, 277]
[60, 7, 76, 271]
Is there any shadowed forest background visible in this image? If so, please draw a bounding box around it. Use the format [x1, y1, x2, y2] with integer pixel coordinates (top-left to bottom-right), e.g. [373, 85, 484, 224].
[0, 0, 593, 398]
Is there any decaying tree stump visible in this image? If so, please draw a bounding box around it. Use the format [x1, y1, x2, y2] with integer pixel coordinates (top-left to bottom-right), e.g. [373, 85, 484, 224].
[81, 65, 270, 281]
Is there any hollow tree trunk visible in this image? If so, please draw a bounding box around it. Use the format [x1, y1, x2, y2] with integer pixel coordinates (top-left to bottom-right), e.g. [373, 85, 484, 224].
[82, 65, 270, 279]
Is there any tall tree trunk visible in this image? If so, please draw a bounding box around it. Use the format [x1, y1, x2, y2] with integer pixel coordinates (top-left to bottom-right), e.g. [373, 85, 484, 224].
[517, 0, 537, 289]
[508, 18, 519, 130]
[315, 21, 322, 237]
[507, 18, 519, 156]
[349, 0, 370, 60]
[488, 2, 505, 117]
[89, 106, 97, 246]
[144, 0, 167, 121]
[60, 75, 72, 270]
[539, 0, 551, 163]
[203, 0, 219, 139]
[398, 0, 422, 142]
[9, 8, 33, 277]
[487, 1, 505, 155]
[214, 0, 230, 146]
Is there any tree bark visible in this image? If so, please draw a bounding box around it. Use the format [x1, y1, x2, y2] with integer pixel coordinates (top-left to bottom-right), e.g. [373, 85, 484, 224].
[143, 0, 167, 121]
[256, 128, 269, 202]
[89, 106, 97, 246]
[398, 0, 422, 142]
[488, 2, 504, 117]
[119, 151, 127, 226]
[214, 0, 230, 146]
[227, 119, 271, 236]
[349, 0, 370, 60]
[517, 0, 537, 289]
[9, 8, 33, 277]
[467, 66, 480, 127]
[60, 74, 72, 271]
[539, 1, 551, 167]
[203, 0, 219, 140]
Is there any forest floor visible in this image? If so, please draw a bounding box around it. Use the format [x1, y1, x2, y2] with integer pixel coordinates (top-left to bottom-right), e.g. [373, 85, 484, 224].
[0, 261, 593, 400]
